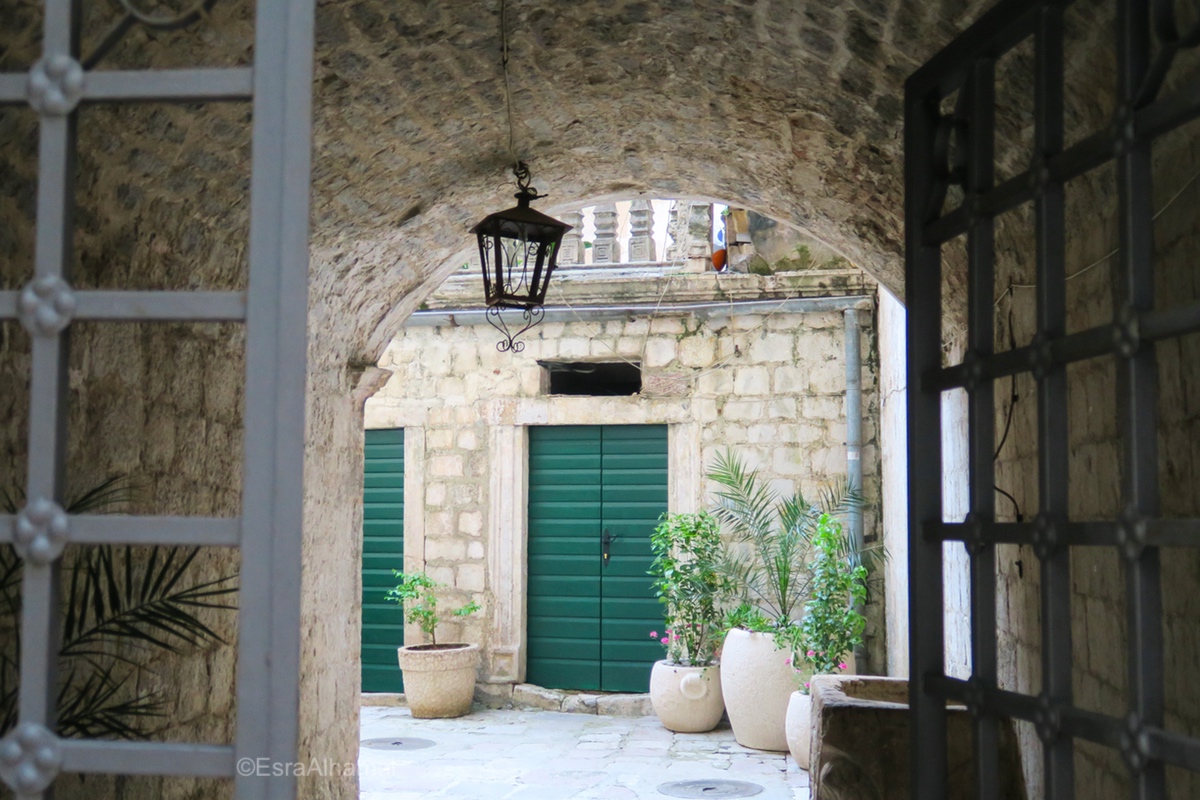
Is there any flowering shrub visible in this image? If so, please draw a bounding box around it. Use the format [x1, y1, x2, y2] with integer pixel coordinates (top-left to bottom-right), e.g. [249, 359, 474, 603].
[789, 513, 867, 690]
[648, 512, 733, 666]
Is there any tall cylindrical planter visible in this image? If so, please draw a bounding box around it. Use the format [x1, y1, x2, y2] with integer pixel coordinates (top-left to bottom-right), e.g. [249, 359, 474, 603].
[397, 643, 480, 719]
[719, 628, 795, 751]
[785, 691, 812, 769]
[649, 661, 725, 733]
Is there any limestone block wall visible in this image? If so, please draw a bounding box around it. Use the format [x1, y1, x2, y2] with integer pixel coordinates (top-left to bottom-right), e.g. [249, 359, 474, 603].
[365, 300, 885, 679]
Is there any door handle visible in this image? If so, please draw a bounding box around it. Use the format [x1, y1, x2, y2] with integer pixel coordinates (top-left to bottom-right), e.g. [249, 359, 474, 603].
[602, 528, 617, 565]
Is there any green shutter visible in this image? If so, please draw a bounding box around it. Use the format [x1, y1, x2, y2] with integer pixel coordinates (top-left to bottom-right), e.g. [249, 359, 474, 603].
[527, 426, 603, 690]
[362, 428, 405, 693]
[599, 425, 669, 692]
[527, 425, 667, 693]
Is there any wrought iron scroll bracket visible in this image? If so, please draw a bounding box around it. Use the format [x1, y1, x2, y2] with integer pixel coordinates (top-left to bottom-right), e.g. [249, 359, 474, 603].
[486, 305, 544, 353]
[83, 0, 220, 70]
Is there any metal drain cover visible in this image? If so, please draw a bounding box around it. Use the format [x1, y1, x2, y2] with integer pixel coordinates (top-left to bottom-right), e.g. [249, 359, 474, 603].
[657, 779, 764, 798]
[360, 737, 436, 751]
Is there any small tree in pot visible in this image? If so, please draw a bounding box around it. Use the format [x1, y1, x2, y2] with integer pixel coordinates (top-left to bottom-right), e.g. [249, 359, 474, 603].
[647, 511, 733, 732]
[386, 571, 481, 719]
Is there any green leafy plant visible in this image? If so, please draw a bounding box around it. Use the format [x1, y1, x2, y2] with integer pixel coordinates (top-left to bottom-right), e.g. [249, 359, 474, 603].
[707, 450, 860, 631]
[647, 512, 734, 667]
[721, 601, 774, 634]
[0, 476, 239, 739]
[385, 571, 480, 646]
[775, 513, 867, 692]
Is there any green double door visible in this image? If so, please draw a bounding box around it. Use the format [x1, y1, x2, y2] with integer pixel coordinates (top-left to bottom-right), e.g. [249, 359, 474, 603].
[361, 428, 405, 693]
[527, 425, 667, 693]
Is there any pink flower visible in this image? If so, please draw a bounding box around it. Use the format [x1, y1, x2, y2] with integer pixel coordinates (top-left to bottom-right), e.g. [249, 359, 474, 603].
[661, 638, 669, 645]
[784, 657, 792, 666]
[649, 631, 658, 638]
[838, 662, 848, 671]
[806, 649, 815, 658]
[804, 682, 810, 690]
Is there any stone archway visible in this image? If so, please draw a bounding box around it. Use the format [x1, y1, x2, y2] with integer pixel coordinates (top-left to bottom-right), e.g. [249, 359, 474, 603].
[299, 4, 987, 797]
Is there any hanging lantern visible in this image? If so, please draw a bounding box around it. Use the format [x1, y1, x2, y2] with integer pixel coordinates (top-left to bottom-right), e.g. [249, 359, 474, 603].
[470, 162, 572, 352]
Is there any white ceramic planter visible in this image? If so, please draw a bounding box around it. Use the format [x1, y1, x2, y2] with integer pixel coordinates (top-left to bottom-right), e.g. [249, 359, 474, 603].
[396, 643, 480, 719]
[718, 628, 796, 751]
[649, 661, 725, 733]
[785, 690, 812, 769]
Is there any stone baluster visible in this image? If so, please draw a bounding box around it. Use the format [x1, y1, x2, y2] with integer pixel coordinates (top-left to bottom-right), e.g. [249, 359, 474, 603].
[684, 202, 712, 273]
[557, 209, 584, 266]
[627, 200, 656, 262]
[591, 203, 620, 264]
[665, 200, 688, 262]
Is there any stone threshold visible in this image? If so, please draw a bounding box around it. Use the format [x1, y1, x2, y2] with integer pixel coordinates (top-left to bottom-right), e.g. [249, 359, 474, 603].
[361, 683, 653, 717]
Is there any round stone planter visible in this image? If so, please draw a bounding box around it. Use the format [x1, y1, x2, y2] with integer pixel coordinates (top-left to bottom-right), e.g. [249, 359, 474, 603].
[396, 643, 480, 719]
[719, 628, 795, 751]
[649, 661, 725, 733]
[785, 690, 812, 769]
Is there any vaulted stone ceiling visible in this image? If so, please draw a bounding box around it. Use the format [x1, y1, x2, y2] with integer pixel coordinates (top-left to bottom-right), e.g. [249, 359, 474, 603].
[3, 0, 1003, 367]
[307, 0, 991, 359]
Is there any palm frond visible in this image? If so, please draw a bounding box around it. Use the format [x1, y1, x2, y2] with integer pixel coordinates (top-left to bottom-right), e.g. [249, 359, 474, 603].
[56, 661, 165, 740]
[0, 545, 21, 617]
[1, 474, 236, 740]
[62, 545, 238, 656]
[65, 475, 136, 515]
[0, 649, 18, 735]
[707, 450, 779, 543]
[1, 486, 21, 515]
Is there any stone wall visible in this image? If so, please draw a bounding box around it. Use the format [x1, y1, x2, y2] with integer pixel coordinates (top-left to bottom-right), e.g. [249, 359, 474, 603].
[365, 289, 885, 679]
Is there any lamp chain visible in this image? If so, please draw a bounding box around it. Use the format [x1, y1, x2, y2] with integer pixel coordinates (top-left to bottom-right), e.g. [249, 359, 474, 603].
[500, 0, 521, 175]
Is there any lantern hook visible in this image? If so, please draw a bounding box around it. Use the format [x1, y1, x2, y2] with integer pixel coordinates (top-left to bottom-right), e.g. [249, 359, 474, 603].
[512, 161, 546, 202]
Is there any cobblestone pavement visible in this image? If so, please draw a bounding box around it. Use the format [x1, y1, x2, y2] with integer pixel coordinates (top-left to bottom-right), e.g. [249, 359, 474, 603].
[360, 706, 811, 799]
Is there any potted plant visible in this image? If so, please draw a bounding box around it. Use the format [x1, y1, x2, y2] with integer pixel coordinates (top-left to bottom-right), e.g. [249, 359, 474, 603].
[386, 571, 481, 719]
[646, 511, 733, 733]
[708, 450, 857, 752]
[782, 512, 867, 769]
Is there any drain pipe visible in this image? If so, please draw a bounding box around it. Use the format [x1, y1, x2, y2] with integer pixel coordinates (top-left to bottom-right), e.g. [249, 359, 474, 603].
[843, 307, 867, 672]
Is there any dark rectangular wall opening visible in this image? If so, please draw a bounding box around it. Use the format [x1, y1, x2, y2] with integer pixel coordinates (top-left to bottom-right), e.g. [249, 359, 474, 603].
[540, 361, 642, 396]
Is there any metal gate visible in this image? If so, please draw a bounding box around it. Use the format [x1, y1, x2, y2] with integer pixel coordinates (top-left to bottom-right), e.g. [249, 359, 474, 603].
[0, 2, 314, 799]
[906, 1, 1200, 798]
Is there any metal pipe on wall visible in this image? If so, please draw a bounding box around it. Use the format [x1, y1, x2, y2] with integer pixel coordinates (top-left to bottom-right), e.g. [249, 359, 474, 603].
[844, 307, 867, 671]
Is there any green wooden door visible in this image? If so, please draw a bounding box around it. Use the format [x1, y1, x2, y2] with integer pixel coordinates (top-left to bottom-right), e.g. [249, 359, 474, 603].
[527, 425, 667, 693]
[362, 428, 405, 693]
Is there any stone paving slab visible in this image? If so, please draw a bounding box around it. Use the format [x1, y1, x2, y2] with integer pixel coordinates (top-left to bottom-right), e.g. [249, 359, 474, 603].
[361, 706, 811, 800]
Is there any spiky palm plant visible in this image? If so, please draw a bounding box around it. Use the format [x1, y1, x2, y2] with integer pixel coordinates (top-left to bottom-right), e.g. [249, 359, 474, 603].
[707, 450, 863, 629]
[0, 476, 238, 739]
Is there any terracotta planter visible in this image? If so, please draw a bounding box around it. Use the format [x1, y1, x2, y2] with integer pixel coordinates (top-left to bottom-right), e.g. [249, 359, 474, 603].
[649, 661, 725, 733]
[718, 628, 795, 751]
[396, 643, 479, 719]
[785, 690, 812, 769]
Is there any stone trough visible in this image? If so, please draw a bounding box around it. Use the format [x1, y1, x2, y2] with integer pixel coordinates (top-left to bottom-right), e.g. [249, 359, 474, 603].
[808, 675, 1025, 800]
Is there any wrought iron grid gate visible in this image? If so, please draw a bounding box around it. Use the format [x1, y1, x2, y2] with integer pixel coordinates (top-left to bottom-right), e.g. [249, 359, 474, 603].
[906, 0, 1200, 798]
[0, 2, 314, 798]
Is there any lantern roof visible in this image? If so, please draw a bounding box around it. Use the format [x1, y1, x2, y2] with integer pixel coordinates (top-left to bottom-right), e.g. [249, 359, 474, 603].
[470, 190, 573, 242]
